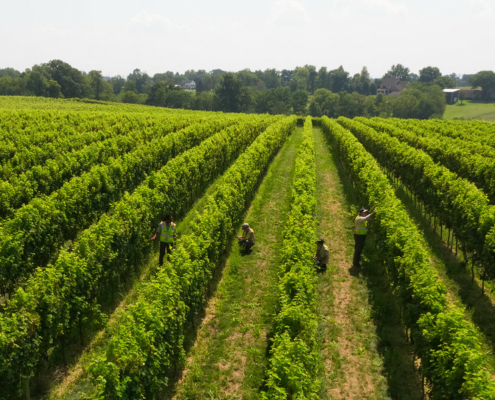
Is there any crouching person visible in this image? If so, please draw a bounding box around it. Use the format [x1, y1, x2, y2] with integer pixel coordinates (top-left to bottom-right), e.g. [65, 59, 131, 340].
[314, 238, 329, 273]
[237, 223, 255, 254]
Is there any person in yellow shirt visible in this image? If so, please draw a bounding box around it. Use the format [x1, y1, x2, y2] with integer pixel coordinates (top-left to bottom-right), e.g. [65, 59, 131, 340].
[149, 214, 177, 266]
[353, 208, 376, 268]
[237, 222, 255, 254]
[314, 238, 329, 273]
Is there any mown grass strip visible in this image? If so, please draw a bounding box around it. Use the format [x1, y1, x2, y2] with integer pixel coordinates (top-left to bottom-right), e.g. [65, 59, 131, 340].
[173, 125, 303, 400]
[262, 116, 321, 399]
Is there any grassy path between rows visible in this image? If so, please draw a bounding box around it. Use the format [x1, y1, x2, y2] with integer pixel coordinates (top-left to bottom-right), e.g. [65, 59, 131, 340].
[168, 128, 303, 400]
[312, 128, 423, 400]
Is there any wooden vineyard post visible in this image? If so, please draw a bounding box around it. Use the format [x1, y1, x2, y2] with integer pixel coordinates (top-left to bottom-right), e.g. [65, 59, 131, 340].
[25, 377, 30, 400]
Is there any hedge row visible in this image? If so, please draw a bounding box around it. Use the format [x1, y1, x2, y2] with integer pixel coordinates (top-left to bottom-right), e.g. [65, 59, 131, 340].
[0, 116, 244, 294]
[0, 115, 279, 398]
[263, 116, 321, 399]
[338, 117, 495, 283]
[358, 117, 495, 203]
[64, 116, 297, 399]
[322, 116, 495, 399]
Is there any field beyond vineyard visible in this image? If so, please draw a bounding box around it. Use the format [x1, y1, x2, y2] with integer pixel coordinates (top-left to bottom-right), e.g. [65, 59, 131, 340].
[2, 96, 495, 400]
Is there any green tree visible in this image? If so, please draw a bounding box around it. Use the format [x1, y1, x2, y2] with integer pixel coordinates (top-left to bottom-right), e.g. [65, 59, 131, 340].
[394, 83, 446, 118]
[321, 93, 340, 118]
[470, 70, 495, 100]
[315, 67, 329, 90]
[0, 76, 26, 95]
[214, 73, 244, 112]
[127, 69, 151, 93]
[44, 59, 89, 98]
[383, 64, 411, 81]
[123, 80, 137, 93]
[329, 66, 349, 93]
[290, 67, 310, 92]
[146, 82, 168, 106]
[0, 68, 21, 79]
[339, 91, 365, 118]
[121, 90, 140, 104]
[363, 96, 379, 117]
[281, 69, 294, 86]
[47, 80, 62, 98]
[433, 75, 456, 89]
[88, 70, 105, 100]
[192, 91, 215, 111]
[24, 67, 51, 96]
[263, 69, 281, 89]
[291, 89, 309, 114]
[305, 65, 317, 94]
[110, 76, 126, 95]
[308, 101, 322, 117]
[419, 66, 441, 84]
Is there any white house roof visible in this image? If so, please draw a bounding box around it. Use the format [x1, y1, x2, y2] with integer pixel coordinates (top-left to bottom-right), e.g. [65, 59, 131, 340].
[443, 89, 460, 93]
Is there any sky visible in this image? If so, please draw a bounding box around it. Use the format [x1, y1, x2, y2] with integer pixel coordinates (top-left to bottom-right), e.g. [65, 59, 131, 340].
[0, 0, 493, 78]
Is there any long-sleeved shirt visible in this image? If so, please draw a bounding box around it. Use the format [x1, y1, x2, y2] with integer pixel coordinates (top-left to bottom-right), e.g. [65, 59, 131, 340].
[316, 244, 329, 264]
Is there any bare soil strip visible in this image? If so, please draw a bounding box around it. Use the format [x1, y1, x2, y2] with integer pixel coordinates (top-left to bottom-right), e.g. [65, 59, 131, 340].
[313, 128, 422, 400]
[170, 128, 303, 400]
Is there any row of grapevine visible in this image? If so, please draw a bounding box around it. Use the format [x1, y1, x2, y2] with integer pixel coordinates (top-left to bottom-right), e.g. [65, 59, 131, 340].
[386, 118, 495, 149]
[0, 116, 283, 398]
[263, 116, 321, 399]
[321, 117, 495, 399]
[0, 116, 198, 219]
[370, 118, 495, 160]
[339, 118, 495, 283]
[0, 116, 249, 295]
[0, 96, 191, 112]
[0, 111, 198, 180]
[359, 118, 495, 203]
[55, 116, 297, 399]
[418, 119, 495, 148]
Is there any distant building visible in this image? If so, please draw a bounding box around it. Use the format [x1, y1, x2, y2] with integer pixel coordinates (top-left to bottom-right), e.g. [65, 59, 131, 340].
[183, 80, 196, 90]
[443, 88, 460, 104]
[377, 78, 409, 95]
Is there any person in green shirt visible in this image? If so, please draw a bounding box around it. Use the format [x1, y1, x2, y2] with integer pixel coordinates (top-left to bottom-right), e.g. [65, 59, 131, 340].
[149, 214, 177, 265]
[237, 222, 255, 254]
[353, 208, 376, 268]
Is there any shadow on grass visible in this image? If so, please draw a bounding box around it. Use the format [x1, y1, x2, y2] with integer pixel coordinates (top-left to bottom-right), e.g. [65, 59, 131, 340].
[322, 134, 423, 400]
[393, 183, 495, 355]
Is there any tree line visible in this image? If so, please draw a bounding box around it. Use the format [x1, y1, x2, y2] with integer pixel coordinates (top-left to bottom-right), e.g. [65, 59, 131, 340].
[1, 60, 494, 119]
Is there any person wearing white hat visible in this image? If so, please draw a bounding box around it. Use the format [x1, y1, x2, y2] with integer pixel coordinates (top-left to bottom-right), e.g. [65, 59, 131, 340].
[237, 222, 255, 253]
[353, 208, 376, 267]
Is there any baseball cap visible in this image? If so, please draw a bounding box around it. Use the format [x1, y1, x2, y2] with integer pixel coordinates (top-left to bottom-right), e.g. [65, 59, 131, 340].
[315, 238, 325, 244]
[242, 223, 249, 228]
[359, 208, 368, 213]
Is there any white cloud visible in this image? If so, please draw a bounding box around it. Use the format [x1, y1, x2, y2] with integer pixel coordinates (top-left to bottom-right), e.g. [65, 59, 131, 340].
[362, 0, 408, 15]
[329, 0, 407, 16]
[269, 0, 312, 26]
[470, 0, 494, 15]
[129, 10, 189, 33]
[31, 23, 66, 35]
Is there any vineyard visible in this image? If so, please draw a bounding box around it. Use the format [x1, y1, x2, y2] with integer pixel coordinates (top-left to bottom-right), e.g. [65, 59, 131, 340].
[1, 96, 495, 400]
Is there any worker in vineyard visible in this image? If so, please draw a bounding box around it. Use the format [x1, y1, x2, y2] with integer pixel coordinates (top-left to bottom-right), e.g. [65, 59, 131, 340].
[149, 214, 177, 266]
[353, 208, 376, 268]
[237, 223, 255, 254]
[313, 239, 329, 273]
